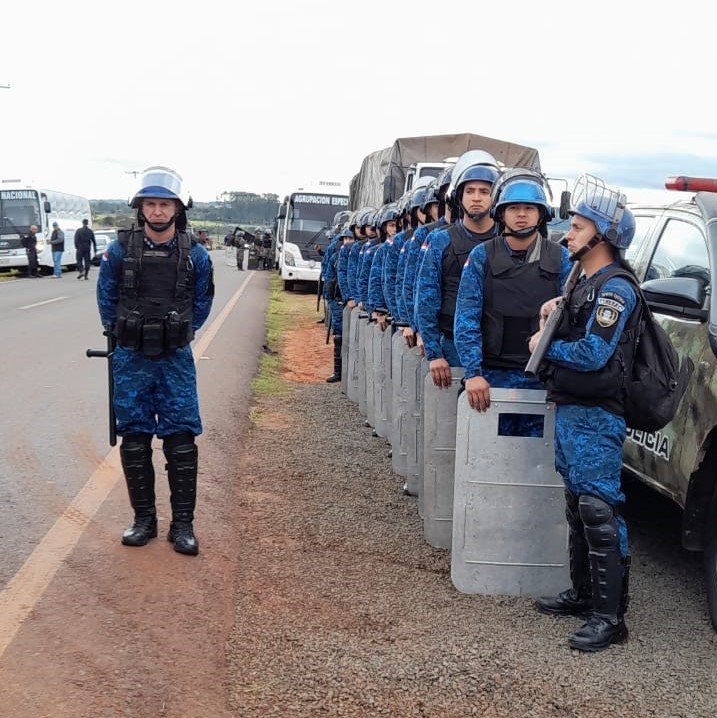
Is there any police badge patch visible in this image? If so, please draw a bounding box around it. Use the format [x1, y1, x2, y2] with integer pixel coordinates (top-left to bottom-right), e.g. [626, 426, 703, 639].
[596, 305, 619, 327]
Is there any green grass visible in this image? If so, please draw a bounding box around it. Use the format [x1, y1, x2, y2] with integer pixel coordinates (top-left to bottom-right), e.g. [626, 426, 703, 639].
[251, 275, 295, 399]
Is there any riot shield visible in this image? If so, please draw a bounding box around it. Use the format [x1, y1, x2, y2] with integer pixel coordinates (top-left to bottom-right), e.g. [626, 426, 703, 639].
[365, 322, 377, 428]
[451, 389, 569, 596]
[422, 368, 464, 548]
[390, 331, 409, 475]
[346, 308, 362, 403]
[340, 304, 352, 395]
[372, 324, 393, 439]
[416, 357, 430, 517]
[357, 314, 369, 417]
[401, 346, 424, 496]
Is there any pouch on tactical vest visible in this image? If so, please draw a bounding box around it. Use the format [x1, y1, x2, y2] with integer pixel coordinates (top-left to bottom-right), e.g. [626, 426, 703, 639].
[114, 229, 195, 357]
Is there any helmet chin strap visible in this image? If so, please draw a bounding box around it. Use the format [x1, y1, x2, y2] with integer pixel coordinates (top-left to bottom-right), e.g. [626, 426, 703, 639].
[569, 234, 602, 262]
[460, 204, 490, 223]
[144, 216, 176, 233]
[503, 225, 539, 239]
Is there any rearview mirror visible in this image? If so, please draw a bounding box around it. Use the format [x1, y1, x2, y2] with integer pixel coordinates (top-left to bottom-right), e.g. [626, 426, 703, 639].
[559, 191, 571, 219]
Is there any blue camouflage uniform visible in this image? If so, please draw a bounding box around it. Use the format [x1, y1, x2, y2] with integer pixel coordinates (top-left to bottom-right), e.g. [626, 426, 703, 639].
[337, 242, 352, 303]
[383, 231, 406, 319]
[394, 231, 415, 325]
[346, 240, 363, 304]
[97, 235, 214, 437]
[546, 265, 638, 556]
[322, 236, 344, 335]
[367, 240, 390, 313]
[411, 218, 447, 333]
[400, 232, 425, 331]
[416, 219, 491, 367]
[357, 238, 379, 310]
[454, 237, 572, 435]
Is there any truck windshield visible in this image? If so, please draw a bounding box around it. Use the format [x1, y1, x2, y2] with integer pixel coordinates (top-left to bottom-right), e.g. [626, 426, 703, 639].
[0, 190, 41, 234]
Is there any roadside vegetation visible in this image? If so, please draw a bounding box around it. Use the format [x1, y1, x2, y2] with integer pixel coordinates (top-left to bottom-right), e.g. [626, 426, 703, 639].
[251, 275, 318, 401]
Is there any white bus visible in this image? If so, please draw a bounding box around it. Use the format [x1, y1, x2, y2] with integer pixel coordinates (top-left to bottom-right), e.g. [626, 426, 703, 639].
[0, 183, 92, 272]
[277, 185, 349, 291]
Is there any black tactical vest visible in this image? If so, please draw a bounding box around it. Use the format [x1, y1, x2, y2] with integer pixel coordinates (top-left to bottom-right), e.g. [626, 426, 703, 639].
[482, 237, 563, 370]
[439, 223, 497, 336]
[114, 230, 195, 358]
[546, 266, 641, 415]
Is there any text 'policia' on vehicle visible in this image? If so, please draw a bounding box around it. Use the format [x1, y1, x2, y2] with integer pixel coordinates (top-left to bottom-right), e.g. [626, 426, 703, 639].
[275, 182, 349, 291]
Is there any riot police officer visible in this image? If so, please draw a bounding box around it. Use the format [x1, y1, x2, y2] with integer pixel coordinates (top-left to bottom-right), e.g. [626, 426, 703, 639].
[367, 203, 400, 331]
[530, 174, 639, 652]
[454, 169, 571, 435]
[96, 166, 215, 556]
[416, 152, 500, 387]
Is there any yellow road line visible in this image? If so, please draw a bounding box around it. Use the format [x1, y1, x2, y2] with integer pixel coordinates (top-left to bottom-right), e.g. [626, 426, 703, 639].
[0, 271, 255, 658]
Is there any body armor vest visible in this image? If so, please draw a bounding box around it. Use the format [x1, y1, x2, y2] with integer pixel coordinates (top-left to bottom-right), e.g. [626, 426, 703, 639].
[439, 223, 497, 336]
[482, 237, 563, 370]
[546, 267, 641, 415]
[115, 230, 195, 358]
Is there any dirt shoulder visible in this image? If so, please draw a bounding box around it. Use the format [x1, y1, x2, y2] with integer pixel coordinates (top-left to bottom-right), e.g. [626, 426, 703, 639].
[227, 290, 717, 717]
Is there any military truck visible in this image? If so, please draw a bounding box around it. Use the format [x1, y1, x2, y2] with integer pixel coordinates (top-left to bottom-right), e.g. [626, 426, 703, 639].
[348, 133, 542, 210]
[620, 176, 717, 628]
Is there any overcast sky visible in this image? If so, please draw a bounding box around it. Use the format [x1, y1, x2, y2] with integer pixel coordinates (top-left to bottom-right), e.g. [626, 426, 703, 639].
[1, 0, 713, 206]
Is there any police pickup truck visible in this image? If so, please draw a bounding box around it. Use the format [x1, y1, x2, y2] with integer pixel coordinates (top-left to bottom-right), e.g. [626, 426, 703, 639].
[620, 176, 717, 628]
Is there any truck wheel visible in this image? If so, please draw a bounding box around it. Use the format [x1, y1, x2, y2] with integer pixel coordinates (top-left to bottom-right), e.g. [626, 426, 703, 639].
[704, 487, 717, 630]
[284, 280, 294, 292]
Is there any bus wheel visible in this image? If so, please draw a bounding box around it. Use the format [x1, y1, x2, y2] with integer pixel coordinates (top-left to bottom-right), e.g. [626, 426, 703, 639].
[284, 280, 294, 292]
[704, 486, 717, 630]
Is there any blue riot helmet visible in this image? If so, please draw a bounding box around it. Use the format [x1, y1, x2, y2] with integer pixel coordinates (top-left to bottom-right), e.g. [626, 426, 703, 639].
[421, 179, 440, 215]
[490, 168, 554, 239]
[436, 165, 453, 201]
[130, 166, 192, 231]
[569, 173, 634, 249]
[348, 209, 362, 231]
[358, 207, 377, 235]
[332, 209, 352, 230]
[409, 182, 432, 229]
[397, 192, 413, 231]
[378, 202, 400, 240]
[447, 151, 500, 222]
[339, 223, 354, 240]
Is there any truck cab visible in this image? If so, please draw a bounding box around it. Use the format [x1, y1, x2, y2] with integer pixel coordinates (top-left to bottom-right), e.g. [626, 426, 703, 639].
[404, 162, 453, 193]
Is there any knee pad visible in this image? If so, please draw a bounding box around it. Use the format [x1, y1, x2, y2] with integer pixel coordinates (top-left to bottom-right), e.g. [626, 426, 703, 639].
[163, 432, 197, 465]
[120, 433, 153, 468]
[578, 494, 620, 550]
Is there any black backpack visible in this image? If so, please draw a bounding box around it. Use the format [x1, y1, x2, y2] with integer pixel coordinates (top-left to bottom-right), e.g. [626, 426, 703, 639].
[615, 270, 694, 432]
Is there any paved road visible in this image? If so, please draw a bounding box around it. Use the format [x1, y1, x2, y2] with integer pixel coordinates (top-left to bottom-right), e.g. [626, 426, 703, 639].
[0, 254, 269, 589]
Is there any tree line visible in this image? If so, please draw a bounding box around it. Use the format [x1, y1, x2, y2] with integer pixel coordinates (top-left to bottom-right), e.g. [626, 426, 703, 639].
[90, 191, 281, 228]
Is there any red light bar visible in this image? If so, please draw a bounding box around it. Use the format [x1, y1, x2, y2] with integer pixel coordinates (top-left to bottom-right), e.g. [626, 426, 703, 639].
[665, 176, 717, 192]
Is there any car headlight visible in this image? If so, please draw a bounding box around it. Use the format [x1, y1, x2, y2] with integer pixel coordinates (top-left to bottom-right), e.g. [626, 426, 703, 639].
[284, 252, 296, 267]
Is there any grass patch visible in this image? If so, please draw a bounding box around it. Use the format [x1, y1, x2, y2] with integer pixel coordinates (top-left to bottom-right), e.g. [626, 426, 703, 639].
[251, 274, 317, 399]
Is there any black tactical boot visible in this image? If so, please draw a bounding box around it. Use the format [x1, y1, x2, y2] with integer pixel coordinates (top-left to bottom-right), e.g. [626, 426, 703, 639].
[326, 336, 342, 383]
[164, 432, 199, 556]
[536, 492, 592, 617]
[568, 496, 628, 652]
[120, 434, 157, 546]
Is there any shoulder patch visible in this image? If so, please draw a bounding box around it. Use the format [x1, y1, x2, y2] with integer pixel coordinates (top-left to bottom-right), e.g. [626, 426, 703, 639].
[597, 293, 626, 312]
[595, 305, 619, 327]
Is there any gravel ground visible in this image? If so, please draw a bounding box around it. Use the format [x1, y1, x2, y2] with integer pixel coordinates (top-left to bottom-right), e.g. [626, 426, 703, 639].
[227, 375, 717, 717]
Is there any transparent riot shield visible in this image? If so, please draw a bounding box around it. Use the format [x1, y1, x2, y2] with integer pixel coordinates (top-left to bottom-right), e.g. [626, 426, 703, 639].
[451, 389, 569, 596]
[357, 314, 369, 417]
[373, 324, 393, 439]
[402, 347, 424, 496]
[422, 367, 464, 548]
[390, 331, 409, 475]
[416, 357, 431, 517]
[365, 322, 377, 427]
[340, 304, 352, 395]
[224, 245, 236, 266]
[346, 308, 362, 403]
